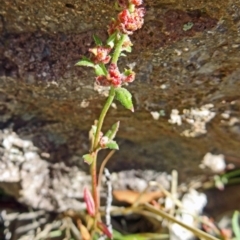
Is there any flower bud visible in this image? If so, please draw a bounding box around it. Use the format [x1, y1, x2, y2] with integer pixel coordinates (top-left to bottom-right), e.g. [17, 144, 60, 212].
[83, 187, 95, 217]
[89, 47, 111, 64]
[100, 136, 109, 148]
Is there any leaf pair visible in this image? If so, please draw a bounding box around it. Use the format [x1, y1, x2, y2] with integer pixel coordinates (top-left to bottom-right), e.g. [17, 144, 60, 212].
[75, 58, 107, 77]
[83, 121, 120, 165]
[115, 87, 134, 112]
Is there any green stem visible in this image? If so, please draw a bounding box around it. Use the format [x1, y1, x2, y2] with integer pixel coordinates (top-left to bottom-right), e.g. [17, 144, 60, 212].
[111, 34, 127, 64]
[90, 86, 115, 233]
[89, 32, 126, 235]
[92, 33, 126, 151]
[92, 87, 115, 150]
[90, 152, 98, 234]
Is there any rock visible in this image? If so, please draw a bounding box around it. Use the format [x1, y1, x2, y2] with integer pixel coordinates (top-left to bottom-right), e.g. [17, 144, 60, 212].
[0, 129, 91, 211]
[0, 0, 240, 185]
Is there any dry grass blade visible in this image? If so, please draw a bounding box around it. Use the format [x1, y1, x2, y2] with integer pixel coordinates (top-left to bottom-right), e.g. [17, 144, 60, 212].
[77, 219, 90, 240]
[143, 203, 220, 240]
[33, 221, 62, 240]
[114, 190, 163, 205]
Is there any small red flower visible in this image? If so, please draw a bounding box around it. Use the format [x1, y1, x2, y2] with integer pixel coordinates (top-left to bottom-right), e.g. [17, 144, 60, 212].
[83, 187, 95, 217]
[118, 9, 131, 25]
[96, 75, 111, 86]
[118, 8, 145, 34]
[89, 47, 111, 64]
[96, 64, 123, 87]
[123, 71, 135, 83]
[108, 4, 145, 35]
[108, 64, 121, 79]
[107, 19, 118, 35]
[108, 64, 123, 87]
[130, 0, 143, 6]
[96, 64, 136, 87]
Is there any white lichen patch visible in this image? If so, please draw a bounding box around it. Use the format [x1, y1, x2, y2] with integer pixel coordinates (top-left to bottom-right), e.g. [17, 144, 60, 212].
[228, 117, 240, 126]
[0, 129, 90, 211]
[150, 110, 166, 120]
[80, 99, 89, 108]
[221, 110, 231, 119]
[170, 189, 207, 240]
[168, 109, 182, 126]
[200, 152, 226, 173]
[150, 111, 160, 120]
[169, 104, 216, 137]
[220, 111, 240, 135]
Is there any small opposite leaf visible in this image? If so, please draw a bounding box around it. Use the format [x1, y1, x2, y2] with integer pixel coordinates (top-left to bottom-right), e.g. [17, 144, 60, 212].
[83, 153, 95, 165]
[105, 121, 120, 140]
[99, 63, 108, 76]
[95, 64, 107, 76]
[77, 219, 91, 240]
[232, 211, 240, 239]
[123, 46, 132, 53]
[115, 87, 134, 112]
[91, 125, 97, 136]
[106, 140, 119, 150]
[75, 58, 95, 67]
[93, 35, 102, 46]
[120, 53, 127, 57]
[107, 32, 117, 48]
[123, 69, 133, 76]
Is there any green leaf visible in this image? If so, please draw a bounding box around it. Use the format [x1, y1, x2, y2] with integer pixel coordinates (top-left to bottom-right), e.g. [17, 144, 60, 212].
[107, 32, 117, 48]
[83, 153, 95, 165]
[123, 69, 133, 76]
[111, 230, 169, 240]
[75, 58, 95, 67]
[93, 35, 102, 46]
[91, 125, 97, 135]
[183, 22, 194, 31]
[114, 1, 122, 10]
[115, 87, 134, 112]
[95, 64, 107, 76]
[232, 211, 240, 239]
[120, 53, 127, 57]
[105, 121, 120, 140]
[106, 140, 119, 150]
[123, 46, 132, 53]
[99, 63, 108, 76]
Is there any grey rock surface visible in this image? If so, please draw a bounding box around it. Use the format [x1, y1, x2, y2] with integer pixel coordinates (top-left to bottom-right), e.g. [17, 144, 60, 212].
[0, 0, 240, 207]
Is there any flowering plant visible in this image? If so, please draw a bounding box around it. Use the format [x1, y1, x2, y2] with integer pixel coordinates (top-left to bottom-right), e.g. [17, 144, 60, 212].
[76, 0, 145, 238]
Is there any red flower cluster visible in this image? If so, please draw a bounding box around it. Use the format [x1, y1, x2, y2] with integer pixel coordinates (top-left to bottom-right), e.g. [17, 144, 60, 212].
[123, 71, 135, 83]
[118, 8, 145, 34]
[108, 2, 145, 35]
[118, 0, 143, 8]
[96, 63, 135, 87]
[85, 0, 144, 87]
[89, 47, 111, 64]
[130, 0, 143, 6]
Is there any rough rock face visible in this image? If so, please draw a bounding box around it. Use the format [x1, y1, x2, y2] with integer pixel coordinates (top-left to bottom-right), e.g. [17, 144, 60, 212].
[0, 0, 240, 192]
